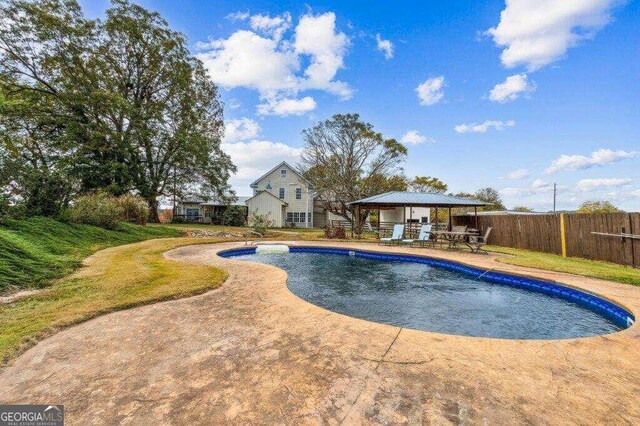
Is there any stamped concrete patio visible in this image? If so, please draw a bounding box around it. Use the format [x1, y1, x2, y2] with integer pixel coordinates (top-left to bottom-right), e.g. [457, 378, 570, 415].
[1, 241, 639, 424]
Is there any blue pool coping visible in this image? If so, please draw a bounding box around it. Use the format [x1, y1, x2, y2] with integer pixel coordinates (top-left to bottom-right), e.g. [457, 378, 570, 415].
[218, 246, 635, 330]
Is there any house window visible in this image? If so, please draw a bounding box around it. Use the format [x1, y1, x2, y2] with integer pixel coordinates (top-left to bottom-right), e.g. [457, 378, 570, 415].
[286, 212, 307, 224]
[280, 169, 287, 178]
[295, 188, 302, 199]
[308, 212, 312, 223]
[186, 208, 199, 220]
[279, 188, 285, 199]
[421, 217, 429, 223]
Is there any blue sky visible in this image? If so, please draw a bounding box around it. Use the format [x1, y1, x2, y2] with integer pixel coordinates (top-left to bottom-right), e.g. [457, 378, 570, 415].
[80, 0, 639, 211]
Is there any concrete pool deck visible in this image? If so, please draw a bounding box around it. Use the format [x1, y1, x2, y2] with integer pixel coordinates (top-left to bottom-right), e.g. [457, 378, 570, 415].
[1, 241, 639, 424]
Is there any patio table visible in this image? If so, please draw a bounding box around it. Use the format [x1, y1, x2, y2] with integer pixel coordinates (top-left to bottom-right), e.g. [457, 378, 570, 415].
[432, 231, 479, 249]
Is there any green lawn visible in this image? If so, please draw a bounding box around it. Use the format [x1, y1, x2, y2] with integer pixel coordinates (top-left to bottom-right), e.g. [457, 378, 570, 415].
[0, 217, 182, 291]
[0, 237, 227, 365]
[487, 246, 640, 287]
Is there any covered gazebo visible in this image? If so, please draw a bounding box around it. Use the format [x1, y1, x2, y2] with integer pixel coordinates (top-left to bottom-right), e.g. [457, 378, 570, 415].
[348, 191, 489, 237]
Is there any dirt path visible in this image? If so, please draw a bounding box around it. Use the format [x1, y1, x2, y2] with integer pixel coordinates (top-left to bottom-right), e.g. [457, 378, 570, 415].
[1, 241, 639, 424]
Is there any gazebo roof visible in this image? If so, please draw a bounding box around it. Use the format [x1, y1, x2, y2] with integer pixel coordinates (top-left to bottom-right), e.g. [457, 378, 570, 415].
[348, 191, 489, 208]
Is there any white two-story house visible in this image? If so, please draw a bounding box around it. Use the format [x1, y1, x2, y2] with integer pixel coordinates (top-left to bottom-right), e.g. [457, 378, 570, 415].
[245, 161, 315, 228]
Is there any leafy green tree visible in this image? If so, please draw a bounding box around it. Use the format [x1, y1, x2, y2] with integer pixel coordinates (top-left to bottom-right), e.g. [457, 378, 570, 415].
[473, 187, 506, 211]
[512, 206, 534, 212]
[0, 0, 234, 221]
[300, 113, 407, 234]
[410, 176, 448, 193]
[577, 201, 622, 214]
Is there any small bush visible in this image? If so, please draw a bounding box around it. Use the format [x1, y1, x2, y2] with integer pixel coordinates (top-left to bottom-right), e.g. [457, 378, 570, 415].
[64, 192, 149, 229]
[248, 209, 272, 235]
[324, 223, 346, 239]
[117, 194, 149, 225]
[222, 206, 246, 227]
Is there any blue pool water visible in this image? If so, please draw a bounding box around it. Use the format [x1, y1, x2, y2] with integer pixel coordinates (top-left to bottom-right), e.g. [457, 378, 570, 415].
[222, 247, 633, 339]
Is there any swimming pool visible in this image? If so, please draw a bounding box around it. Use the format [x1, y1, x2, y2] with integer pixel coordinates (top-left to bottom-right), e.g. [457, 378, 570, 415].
[220, 246, 634, 339]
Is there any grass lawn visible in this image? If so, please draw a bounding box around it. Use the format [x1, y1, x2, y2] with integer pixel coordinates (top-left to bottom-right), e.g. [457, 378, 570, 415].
[0, 237, 227, 365]
[487, 246, 640, 287]
[0, 217, 182, 291]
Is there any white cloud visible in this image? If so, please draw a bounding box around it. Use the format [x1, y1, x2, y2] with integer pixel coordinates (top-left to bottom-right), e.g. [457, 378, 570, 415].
[545, 149, 638, 174]
[488, 74, 535, 103]
[222, 140, 303, 181]
[294, 12, 352, 99]
[400, 130, 434, 145]
[576, 178, 632, 192]
[249, 13, 291, 41]
[502, 168, 530, 180]
[454, 120, 515, 134]
[487, 0, 619, 71]
[501, 178, 555, 197]
[416, 76, 445, 106]
[196, 11, 351, 115]
[375, 34, 394, 59]
[223, 118, 260, 143]
[226, 11, 250, 21]
[257, 96, 317, 116]
[195, 30, 299, 93]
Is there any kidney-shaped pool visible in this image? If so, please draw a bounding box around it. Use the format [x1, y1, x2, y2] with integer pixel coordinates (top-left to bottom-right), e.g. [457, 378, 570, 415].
[220, 246, 634, 339]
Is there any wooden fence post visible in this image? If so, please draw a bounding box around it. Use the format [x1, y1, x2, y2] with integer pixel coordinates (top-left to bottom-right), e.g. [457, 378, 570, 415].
[560, 213, 567, 258]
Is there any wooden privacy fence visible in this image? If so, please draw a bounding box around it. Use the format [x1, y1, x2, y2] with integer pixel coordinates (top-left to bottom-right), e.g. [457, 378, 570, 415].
[456, 213, 639, 268]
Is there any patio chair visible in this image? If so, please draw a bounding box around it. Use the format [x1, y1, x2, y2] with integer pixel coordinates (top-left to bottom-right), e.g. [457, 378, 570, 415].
[401, 224, 434, 247]
[379, 224, 404, 245]
[466, 227, 492, 253]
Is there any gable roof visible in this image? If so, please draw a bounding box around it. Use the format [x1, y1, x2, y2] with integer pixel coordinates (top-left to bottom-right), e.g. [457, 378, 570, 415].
[348, 191, 489, 207]
[250, 161, 314, 189]
[245, 190, 288, 206]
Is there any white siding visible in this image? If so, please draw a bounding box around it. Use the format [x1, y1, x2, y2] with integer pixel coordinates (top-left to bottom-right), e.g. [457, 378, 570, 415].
[252, 163, 314, 228]
[246, 192, 286, 228]
[380, 207, 430, 224]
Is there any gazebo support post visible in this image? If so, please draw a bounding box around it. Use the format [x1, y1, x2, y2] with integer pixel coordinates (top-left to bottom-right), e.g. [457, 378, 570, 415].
[435, 206, 439, 229]
[474, 206, 478, 230]
[448, 207, 452, 231]
[409, 206, 413, 236]
[377, 208, 380, 235]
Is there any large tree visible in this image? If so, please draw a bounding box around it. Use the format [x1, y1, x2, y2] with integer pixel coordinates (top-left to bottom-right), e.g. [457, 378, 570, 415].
[300, 113, 407, 233]
[410, 176, 448, 193]
[577, 200, 622, 214]
[0, 0, 234, 220]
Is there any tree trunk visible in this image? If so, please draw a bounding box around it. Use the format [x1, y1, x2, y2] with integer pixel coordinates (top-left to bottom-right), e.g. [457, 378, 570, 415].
[147, 197, 160, 223]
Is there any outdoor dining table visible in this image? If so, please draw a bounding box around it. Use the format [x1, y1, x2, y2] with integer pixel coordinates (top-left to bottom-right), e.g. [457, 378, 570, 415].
[432, 230, 479, 249]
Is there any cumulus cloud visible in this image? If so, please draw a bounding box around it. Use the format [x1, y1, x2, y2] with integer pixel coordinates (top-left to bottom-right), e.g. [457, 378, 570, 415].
[294, 12, 352, 99]
[375, 34, 394, 59]
[489, 74, 535, 103]
[486, 0, 619, 71]
[501, 178, 556, 197]
[454, 120, 515, 134]
[576, 178, 632, 192]
[416, 76, 445, 106]
[400, 130, 434, 145]
[223, 118, 260, 143]
[545, 149, 638, 174]
[220, 122, 303, 190]
[196, 11, 351, 115]
[501, 168, 530, 180]
[222, 140, 303, 179]
[257, 96, 317, 116]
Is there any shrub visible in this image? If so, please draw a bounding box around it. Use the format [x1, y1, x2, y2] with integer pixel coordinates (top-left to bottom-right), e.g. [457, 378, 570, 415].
[65, 193, 123, 229]
[117, 193, 149, 225]
[64, 192, 149, 229]
[248, 209, 272, 235]
[222, 206, 246, 227]
[324, 223, 346, 239]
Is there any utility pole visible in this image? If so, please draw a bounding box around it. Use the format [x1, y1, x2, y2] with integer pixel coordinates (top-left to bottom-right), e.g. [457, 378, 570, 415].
[553, 183, 557, 213]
